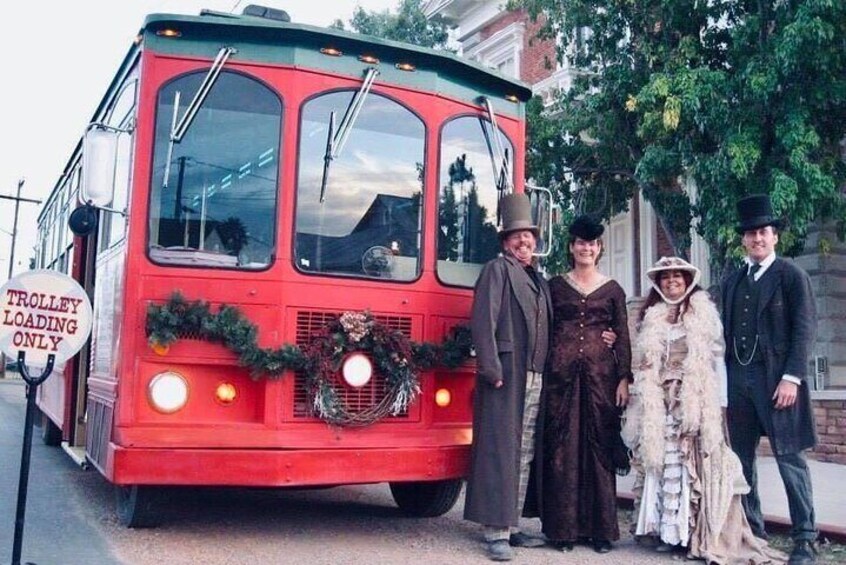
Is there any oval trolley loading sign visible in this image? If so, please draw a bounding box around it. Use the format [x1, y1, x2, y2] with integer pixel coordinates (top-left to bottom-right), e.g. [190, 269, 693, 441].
[0, 270, 92, 365]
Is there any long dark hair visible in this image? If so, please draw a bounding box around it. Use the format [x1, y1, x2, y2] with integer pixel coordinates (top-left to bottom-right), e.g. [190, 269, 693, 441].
[638, 269, 701, 323]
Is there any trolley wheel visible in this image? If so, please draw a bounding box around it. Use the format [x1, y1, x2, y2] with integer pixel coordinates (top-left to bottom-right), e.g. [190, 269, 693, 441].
[389, 479, 463, 517]
[115, 485, 160, 528]
[40, 413, 62, 447]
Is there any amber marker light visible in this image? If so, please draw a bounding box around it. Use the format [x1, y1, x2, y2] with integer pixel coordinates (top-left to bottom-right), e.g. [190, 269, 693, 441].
[151, 342, 170, 356]
[358, 54, 380, 64]
[155, 28, 182, 38]
[395, 62, 416, 72]
[435, 388, 452, 408]
[505, 94, 520, 103]
[215, 382, 238, 406]
[320, 47, 343, 57]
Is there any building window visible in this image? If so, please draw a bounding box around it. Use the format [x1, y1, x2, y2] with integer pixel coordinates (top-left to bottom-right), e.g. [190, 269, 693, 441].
[466, 22, 525, 80]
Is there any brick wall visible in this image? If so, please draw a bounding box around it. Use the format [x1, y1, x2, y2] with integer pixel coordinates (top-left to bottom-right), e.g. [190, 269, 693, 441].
[758, 399, 846, 463]
[814, 399, 846, 463]
[480, 10, 523, 40]
[520, 17, 556, 84]
[479, 10, 556, 85]
[656, 220, 673, 258]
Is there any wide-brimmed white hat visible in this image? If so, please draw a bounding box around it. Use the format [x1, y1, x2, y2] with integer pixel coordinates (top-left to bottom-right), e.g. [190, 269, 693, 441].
[646, 256, 701, 304]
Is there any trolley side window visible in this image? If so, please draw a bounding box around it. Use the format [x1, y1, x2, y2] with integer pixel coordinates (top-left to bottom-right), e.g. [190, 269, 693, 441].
[98, 75, 138, 252]
[148, 71, 281, 269]
[436, 116, 514, 287]
[38, 169, 78, 275]
[294, 91, 424, 281]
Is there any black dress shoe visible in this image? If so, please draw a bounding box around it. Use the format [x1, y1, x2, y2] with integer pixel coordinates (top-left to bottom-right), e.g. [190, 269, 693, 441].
[788, 540, 817, 565]
[552, 540, 574, 552]
[752, 528, 770, 541]
[655, 542, 678, 553]
[508, 531, 545, 548]
[593, 539, 612, 554]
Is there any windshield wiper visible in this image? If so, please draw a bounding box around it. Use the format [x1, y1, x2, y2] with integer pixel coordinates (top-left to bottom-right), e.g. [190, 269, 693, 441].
[163, 46, 236, 189]
[480, 96, 514, 221]
[319, 67, 379, 203]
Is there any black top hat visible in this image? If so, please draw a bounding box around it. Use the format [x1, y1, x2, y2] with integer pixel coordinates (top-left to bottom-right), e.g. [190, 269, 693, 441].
[498, 193, 539, 239]
[569, 214, 604, 241]
[735, 194, 784, 234]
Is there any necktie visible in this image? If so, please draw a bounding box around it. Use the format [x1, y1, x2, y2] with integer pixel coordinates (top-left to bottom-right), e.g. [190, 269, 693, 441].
[748, 263, 761, 281]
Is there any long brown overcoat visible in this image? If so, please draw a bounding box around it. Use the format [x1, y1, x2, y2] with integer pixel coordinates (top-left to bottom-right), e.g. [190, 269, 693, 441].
[464, 254, 552, 528]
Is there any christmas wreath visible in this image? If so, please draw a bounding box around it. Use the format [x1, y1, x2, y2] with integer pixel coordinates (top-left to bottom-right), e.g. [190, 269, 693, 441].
[146, 293, 473, 427]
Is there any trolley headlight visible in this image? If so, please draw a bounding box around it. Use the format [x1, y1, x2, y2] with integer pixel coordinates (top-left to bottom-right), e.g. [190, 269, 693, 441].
[342, 353, 372, 388]
[148, 371, 189, 413]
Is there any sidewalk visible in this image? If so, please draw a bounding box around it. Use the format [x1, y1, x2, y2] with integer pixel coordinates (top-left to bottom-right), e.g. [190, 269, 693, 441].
[618, 456, 846, 543]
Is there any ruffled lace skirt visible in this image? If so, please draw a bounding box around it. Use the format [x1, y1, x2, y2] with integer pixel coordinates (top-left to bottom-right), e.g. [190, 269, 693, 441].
[633, 372, 694, 545]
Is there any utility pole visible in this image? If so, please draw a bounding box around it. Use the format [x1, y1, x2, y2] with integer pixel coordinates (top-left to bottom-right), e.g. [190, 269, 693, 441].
[0, 178, 40, 379]
[0, 178, 40, 280]
[8, 178, 24, 280]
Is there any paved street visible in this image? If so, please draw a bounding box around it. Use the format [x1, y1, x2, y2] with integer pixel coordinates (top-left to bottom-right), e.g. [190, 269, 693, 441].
[0, 380, 121, 565]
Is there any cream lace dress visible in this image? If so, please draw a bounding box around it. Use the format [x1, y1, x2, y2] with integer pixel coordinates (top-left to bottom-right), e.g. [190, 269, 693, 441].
[632, 319, 698, 545]
[631, 310, 785, 564]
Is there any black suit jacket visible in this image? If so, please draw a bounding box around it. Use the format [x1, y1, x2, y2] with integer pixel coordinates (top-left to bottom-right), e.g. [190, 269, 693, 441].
[721, 257, 817, 454]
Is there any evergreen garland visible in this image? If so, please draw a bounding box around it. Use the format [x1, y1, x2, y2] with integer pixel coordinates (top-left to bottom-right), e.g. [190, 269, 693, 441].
[146, 292, 473, 426]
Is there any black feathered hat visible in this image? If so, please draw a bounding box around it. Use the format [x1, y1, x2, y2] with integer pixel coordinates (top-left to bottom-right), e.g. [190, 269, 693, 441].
[735, 194, 785, 234]
[569, 214, 605, 241]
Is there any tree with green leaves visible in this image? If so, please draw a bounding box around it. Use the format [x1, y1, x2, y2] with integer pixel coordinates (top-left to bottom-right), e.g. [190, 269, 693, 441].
[331, 0, 452, 50]
[513, 0, 846, 278]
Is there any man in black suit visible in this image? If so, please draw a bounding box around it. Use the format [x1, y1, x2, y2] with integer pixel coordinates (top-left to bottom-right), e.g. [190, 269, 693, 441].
[721, 194, 819, 565]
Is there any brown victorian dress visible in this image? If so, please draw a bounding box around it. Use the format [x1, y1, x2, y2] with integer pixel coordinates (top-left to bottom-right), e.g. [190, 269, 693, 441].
[542, 274, 632, 543]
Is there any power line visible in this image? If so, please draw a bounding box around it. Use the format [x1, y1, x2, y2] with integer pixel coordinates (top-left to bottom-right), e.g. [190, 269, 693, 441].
[0, 194, 40, 204]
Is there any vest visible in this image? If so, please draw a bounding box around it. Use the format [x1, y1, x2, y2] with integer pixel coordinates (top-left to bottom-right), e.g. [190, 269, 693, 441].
[731, 272, 763, 365]
[525, 266, 550, 373]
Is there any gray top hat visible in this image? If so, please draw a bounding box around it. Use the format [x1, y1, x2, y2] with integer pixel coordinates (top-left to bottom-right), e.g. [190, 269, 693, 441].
[736, 194, 785, 234]
[498, 193, 539, 239]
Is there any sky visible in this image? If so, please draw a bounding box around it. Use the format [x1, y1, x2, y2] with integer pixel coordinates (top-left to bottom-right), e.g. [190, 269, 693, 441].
[0, 0, 399, 280]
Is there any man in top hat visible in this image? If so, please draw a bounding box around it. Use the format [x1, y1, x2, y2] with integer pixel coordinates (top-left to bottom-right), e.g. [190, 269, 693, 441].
[464, 192, 552, 561]
[720, 194, 819, 564]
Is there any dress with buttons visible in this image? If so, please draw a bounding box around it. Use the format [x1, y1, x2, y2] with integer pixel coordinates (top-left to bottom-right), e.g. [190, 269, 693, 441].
[541, 273, 634, 544]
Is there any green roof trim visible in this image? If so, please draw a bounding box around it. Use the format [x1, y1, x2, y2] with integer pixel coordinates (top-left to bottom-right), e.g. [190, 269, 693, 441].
[141, 10, 531, 117]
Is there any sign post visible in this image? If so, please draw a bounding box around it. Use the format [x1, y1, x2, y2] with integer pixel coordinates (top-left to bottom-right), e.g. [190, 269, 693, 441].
[0, 270, 92, 565]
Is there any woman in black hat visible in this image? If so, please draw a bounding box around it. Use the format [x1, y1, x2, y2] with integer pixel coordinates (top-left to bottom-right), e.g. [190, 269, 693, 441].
[540, 214, 633, 554]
